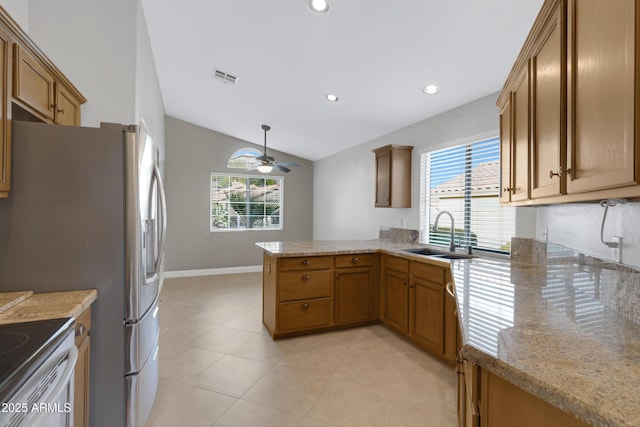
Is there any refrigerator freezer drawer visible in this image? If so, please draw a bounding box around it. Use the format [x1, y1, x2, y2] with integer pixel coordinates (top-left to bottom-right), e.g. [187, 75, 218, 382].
[125, 299, 159, 374]
[125, 343, 159, 427]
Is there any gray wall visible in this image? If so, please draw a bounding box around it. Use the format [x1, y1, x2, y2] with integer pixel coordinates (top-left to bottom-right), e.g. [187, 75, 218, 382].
[164, 116, 313, 271]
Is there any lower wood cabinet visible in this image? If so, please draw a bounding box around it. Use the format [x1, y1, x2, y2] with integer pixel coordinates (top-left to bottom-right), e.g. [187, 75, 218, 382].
[334, 267, 375, 324]
[262, 253, 378, 338]
[382, 255, 409, 333]
[457, 358, 589, 427]
[381, 255, 456, 364]
[262, 251, 454, 364]
[74, 307, 92, 427]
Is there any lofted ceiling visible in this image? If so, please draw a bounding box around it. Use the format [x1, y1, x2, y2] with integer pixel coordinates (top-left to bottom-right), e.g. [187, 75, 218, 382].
[141, 0, 544, 161]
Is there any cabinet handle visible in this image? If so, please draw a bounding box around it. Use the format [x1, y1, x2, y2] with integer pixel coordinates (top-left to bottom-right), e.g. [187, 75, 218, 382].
[75, 323, 86, 337]
[502, 186, 512, 193]
[301, 274, 310, 281]
[409, 284, 415, 289]
[566, 168, 571, 176]
[549, 166, 564, 179]
[445, 282, 455, 299]
[352, 256, 359, 263]
[403, 281, 408, 287]
[301, 259, 310, 266]
[56, 108, 65, 113]
[301, 303, 310, 311]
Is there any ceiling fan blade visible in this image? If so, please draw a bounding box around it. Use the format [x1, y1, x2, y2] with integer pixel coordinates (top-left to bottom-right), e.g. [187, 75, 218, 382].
[275, 161, 300, 168]
[275, 164, 291, 173]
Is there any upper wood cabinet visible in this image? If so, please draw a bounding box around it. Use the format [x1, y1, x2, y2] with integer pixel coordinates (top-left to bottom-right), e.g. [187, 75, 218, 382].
[373, 144, 413, 208]
[0, 6, 86, 198]
[511, 66, 531, 203]
[531, 1, 565, 199]
[499, 65, 531, 203]
[498, 0, 640, 205]
[566, 0, 638, 194]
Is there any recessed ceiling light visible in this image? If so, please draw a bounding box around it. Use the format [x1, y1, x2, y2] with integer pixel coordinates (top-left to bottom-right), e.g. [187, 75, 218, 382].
[308, 0, 330, 14]
[325, 93, 339, 102]
[423, 84, 440, 95]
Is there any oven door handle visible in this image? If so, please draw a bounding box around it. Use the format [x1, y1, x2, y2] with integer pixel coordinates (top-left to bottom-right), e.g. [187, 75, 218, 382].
[29, 345, 78, 427]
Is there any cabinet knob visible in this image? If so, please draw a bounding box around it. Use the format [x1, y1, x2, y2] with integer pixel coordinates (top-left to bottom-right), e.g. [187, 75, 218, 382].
[409, 284, 415, 289]
[301, 259, 310, 266]
[502, 186, 512, 193]
[301, 303, 310, 311]
[352, 256, 359, 263]
[57, 108, 65, 113]
[301, 274, 310, 281]
[549, 167, 564, 179]
[75, 323, 86, 337]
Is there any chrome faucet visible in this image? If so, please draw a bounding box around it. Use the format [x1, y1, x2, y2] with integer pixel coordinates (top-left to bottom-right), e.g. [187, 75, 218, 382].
[432, 211, 456, 252]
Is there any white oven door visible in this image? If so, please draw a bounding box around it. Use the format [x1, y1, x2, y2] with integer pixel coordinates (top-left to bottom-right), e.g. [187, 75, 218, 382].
[1, 332, 77, 427]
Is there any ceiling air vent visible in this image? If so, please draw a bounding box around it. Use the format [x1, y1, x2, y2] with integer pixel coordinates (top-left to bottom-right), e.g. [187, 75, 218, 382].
[212, 68, 238, 85]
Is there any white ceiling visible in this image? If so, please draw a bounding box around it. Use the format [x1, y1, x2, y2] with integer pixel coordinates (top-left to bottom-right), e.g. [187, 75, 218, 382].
[141, 0, 544, 161]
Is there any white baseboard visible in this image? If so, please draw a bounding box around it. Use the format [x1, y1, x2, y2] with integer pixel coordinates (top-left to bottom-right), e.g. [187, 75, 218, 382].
[164, 265, 262, 279]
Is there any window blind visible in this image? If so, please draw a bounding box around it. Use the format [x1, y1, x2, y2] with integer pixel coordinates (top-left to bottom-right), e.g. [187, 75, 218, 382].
[421, 138, 515, 253]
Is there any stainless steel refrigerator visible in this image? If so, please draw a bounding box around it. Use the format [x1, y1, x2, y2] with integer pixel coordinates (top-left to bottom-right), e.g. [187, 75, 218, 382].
[0, 120, 167, 427]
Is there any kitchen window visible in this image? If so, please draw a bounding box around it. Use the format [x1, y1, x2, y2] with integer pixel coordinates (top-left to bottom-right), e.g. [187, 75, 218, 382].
[210, 173, 283, 231]
[420, 137, 515, 253]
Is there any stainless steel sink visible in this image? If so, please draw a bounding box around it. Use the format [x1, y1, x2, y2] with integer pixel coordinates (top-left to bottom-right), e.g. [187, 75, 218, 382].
[402, 248, 474, 259]
[402, 247, 447, 256]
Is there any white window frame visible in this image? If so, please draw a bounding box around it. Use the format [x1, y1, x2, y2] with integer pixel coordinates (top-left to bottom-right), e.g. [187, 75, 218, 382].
[419, 134, 515, 254]
[210, 172, 284, 232]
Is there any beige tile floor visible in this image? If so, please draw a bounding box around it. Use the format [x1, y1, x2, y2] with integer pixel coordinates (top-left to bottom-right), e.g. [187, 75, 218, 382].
[147, 272, 457, 427]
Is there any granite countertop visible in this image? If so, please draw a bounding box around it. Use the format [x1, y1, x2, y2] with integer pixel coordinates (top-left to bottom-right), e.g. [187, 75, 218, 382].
[256, 239, 640, 426]
[255, 239, 455, 267]
[0, 289, 98, 325]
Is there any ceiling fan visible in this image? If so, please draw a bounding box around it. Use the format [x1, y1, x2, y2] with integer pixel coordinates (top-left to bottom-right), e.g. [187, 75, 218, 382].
[248, 124, 300, 173]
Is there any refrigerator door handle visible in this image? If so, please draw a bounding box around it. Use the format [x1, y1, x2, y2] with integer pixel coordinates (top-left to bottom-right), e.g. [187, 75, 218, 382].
[153, 163, 167, 279]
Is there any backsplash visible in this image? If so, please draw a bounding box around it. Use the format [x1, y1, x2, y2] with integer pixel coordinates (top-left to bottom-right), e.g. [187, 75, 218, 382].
[379, 227, 420, 244]
[511, 238, 640, 324]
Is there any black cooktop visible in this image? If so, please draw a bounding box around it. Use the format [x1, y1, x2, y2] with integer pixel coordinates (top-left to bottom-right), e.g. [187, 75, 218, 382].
[0, 317, 73, 401]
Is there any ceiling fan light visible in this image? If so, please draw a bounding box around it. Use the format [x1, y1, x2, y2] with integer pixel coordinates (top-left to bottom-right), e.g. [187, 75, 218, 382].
[257, 164, 273, 173]
[308, 0, 329, 14]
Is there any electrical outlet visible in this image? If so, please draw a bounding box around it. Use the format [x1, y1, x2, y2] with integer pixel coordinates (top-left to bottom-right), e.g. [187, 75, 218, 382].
[612, 236, 622, 263]
[539, 226, 548, 243]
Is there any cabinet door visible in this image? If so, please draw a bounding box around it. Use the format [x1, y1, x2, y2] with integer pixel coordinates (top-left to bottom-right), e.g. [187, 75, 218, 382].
[74, 335, 90, 427]
[531, 3, 565, 199]
[499, 100, 512, 203]
[13, 44, 55, 121]
[567, 0, 638, 194]
[383, 269, 408, 333]
[511, 65, 531, 202]
[55, 82, 82, 126]
[74, 308, 91, 427]
[334, 267, 374, 324]
[375, 149, 391, 207]
[0, 26, 9, 197]
[410, 278, 444, 354]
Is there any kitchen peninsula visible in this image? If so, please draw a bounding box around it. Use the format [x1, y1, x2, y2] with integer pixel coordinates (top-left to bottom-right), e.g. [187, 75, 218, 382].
[256, 239, 640, 427]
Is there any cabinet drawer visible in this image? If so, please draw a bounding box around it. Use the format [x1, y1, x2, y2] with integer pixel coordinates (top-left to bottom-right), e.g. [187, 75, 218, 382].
[278, 298, 330, 332]
[279, 270, 331, 302]
[383, 255, 409, 273]
[411, 261, 444, 284]
[279, 256, 333, 271]
[74, 306, 91, 347]
[335, 253, 375, 268]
